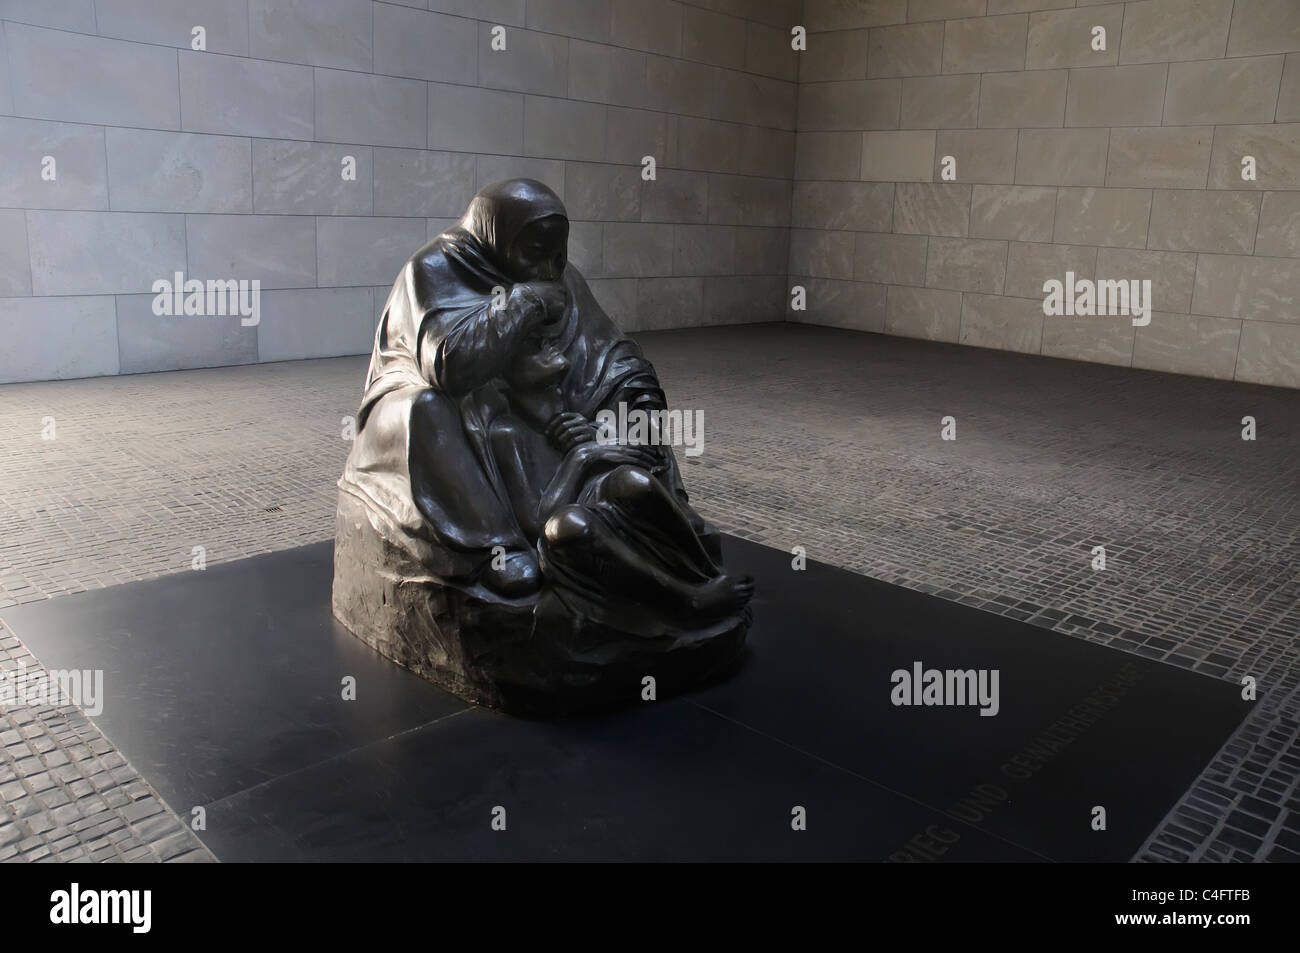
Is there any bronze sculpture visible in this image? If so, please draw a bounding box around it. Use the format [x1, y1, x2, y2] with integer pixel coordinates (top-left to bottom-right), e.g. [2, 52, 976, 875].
[332, 179, 753, 713]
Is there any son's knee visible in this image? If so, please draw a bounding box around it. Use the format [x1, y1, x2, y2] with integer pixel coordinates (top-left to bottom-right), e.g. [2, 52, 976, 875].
[543, 505, 594, 545]
[606, 463, 655, 498]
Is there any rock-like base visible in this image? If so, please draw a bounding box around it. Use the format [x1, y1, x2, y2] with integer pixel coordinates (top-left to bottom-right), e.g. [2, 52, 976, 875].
[331, 488, 749, 715]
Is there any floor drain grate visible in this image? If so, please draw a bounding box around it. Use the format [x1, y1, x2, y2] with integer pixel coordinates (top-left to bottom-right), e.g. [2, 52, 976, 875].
[264, 505, 284, 513]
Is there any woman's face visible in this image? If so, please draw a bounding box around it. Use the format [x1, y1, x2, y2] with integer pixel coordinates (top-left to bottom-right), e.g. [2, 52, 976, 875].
[505, 215, 569, 282]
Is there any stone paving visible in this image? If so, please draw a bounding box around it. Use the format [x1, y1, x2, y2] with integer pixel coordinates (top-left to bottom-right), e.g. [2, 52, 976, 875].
[1, 322, 1298, 862]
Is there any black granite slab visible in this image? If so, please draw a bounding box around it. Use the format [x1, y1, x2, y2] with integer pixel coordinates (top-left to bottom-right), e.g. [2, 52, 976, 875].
[1, 537, 1252, 862]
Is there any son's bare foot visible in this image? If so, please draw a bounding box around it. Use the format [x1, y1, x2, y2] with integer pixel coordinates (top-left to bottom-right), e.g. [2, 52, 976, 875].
[688, 573, 754, 619]
[481, 550, 543, 598]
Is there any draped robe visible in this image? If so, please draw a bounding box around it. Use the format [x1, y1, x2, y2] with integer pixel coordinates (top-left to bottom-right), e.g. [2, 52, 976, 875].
[339, 181, 715, 603]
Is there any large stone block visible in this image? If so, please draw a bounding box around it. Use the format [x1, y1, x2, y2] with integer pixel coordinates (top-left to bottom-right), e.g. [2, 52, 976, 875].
[641, 170, 709, 223]
[611, 0, 684, 56]
[734, 227, 790, 275]
[1005, 241, 1098, 299]
[893, 183, 971, 237]
[676, 118, 742, 174]
[1053, 188, 1152, 249]
[861, 130, 935, 181]
[605, 107, 673, 165]
[0, 117, 107, 210]
[1041, 313, 1135, 367]
[900, 75, 980, 129]
[373, 149, 477, 218]
[705, 274, 786, 323]
[683, 6, 745, 70]
[1096, 248, 1197, 314]
[799, 29, 868, 82]
[316, 217, 427, 288]
[970, 185, 1056, 242]
[1163, 56, 1284, 126]
[868, 21, 943, 77]
[0, 295, 118, 383]
[789, 228, 855, 279]
[478, 157, 567, 196]
[27, 210, 185, 296]
[1026, 5, 1124, 69]
[252, 141, 374, 216]
[1208, 124, 1300, 190]
[793, 181, 895, 231]
[1192, 254, 1300, 321]
[565, 162, 643, 222]
[105, 129, 252, 213]
[256, 287, 374, 362]
[1105, 128, 1212, 189]
[942, 14, 1028, 73]
[603, 222, 675, 276]
[315, 70, 427, 149]
[115, 291, 258, 373]
[792, 278, 888, 331]
[959, 293, 1044, 353]
[788, 277, 886, 331]
[1132, 312, 1241, 380]
[0, 209, 31, 296]
[746, 21, 799, 81]
[853, 232, 929, 285]
[1226, 0, 1300, 57]
[647, 55, 716, 119]
[978, 71, 1068, 127]
[925, 237, 1008, 294]
[673, 224, 736, 276]
[7, 23, 179, 128]
[706, 175, 792, 227]
[887, 285, 962, 341]
[179, 51, 313, 139]
[1235, 321, 1300, 387]
[1255, 192, 1300, 258]
[249, 0, 371, 69]
[0, 0, 96, 31]
[804, 0, 907, 31]
[1015, 128, 1109, 186]
[374, 4, 478, 82]
[568, 40, 648, 107]
[1064, 64, 1167, 127]
[524, 96, 608, 161]
[712, 69, 796, 129]
[798, 79, 900, 131]
[96, 0, 249, 54]
[636, 276, 705, 328]
[1118, 0, 1233, 65]
[795, 132, 863, 181]
[187, 214, 316, 289]
[1147, 191, 1260, 254]
[935, 130, 1018, 184]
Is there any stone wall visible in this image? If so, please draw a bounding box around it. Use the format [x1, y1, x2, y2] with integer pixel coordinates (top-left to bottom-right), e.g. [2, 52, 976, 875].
[787, 0, 1300, 388]
[0, 0, 799, 382]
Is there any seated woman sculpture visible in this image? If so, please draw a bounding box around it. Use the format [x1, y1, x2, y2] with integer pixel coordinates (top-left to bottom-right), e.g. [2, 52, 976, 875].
[332, 179, 753, 713]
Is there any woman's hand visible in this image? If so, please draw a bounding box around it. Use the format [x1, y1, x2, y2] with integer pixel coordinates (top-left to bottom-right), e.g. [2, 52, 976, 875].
[508, 281, 568, 331]
[546, 411, 596, 453]
[571, 441, 660, 471]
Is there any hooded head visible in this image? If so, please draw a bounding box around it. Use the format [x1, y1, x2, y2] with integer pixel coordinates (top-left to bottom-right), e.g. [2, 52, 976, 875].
[458, 179, 569, 283]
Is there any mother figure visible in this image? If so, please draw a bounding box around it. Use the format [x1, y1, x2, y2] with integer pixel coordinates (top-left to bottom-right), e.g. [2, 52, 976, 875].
[333, 179, 753, 713]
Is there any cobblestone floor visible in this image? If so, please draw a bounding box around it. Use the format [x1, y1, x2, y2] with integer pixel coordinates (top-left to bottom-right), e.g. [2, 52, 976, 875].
[0, 322, 1297, 862]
